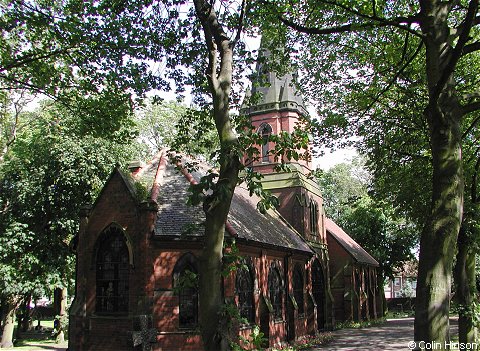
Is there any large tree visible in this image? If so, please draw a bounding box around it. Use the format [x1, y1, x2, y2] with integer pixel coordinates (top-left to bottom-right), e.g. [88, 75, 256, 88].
[454, 107, 480, 342]
[0, 1, 166, 101]
[136, 99, 219, 158]
[0, 2, 308, 350]
[262, 0, 480, 346]
[0, 102, 142, 347]
[4, 1, 246, 350]
[316, 159, 369, 222]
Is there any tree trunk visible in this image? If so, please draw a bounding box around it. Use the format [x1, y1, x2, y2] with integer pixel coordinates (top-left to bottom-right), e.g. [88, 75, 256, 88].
[414, 109, 463, 346]
[192, 1, 242, 350]
[54, 287, 67, 343]
[198, 150, 240, 351]
[21, 295, 32, 332]
[198, 91, 240, 351]
[414, 2, 466, 347]
[199, 208, 231, 351]
[454, 220, 478, 343]
[16, 295, 31, 337]
[54, 287, 68, 316]
[1, 301, 16, 348]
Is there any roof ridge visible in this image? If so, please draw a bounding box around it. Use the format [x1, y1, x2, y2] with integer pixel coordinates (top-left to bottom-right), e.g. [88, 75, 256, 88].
[150, 148, 169, 202]
[325, 217, 378, 266]
[133, 150, 164, 179]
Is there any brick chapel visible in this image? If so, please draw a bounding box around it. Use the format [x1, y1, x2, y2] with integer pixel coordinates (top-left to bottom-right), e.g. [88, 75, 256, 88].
[68, 49, 382, 351]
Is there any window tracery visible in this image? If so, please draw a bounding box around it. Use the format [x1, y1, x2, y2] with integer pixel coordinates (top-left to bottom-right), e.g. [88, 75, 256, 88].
[236, 266, 255, 324]
[173, 253, 198, 328]
[260, 124, 273, 163]
[268, 265, 283, 319]
[309, 200, 318, 235]
[96, 227, 129, 314]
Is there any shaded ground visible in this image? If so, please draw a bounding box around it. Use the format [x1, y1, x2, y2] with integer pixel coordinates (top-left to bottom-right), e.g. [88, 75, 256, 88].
[313, 317, 459, 351]
[3, 340, 67, 351]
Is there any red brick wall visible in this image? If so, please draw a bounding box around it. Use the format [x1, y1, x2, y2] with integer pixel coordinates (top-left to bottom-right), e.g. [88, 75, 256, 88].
[71, 170, 328, 351]
[270, 187, 325, 245]
[326, 233, 380, 322]
[327, 233, 352, 322]
[246, 110, 312, 170]
[71, 171, 155, 351]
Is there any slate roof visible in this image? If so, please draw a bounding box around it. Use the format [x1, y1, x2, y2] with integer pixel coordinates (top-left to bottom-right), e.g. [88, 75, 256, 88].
[325, 217, 379, 266]
[144, 153, 311, 254]
[228, 184, 312, 253]
[154, 164, 205, 237]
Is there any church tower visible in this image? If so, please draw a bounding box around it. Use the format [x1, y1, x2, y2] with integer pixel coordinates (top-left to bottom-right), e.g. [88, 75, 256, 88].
[241, 42, 335, 330]
[242, 44, 326, 249]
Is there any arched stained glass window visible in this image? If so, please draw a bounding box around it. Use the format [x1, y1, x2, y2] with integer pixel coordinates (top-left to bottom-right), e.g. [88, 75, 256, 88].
[173, 253, 198, 329]
[260, 124, 273, 163]
[268, 265, 283, 319]
[96, 227, 130, 314]
[236, 267, 255, 324]
[293, 265, 304, 315]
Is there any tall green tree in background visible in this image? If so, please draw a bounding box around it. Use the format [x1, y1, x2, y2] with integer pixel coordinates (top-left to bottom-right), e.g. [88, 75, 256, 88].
[136, 99, 219, 159]
[261, 0, 480, 345]
[0, 90, 36, 161]
[0, 102, 143, 347]
[316, 160, 369, 222]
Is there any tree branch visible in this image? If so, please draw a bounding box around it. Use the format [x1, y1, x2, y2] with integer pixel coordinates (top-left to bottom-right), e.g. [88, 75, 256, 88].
[462, 41, 480, 55]
[0, 48, 75, 73]
[193, 0, 219, 90]
[316, 0, 418, 27]
[433, 0, 479, 102]
[362, 41, 424, 117]
[279, 14, 421, 37]
[0, 74, 58, 100]
[269, 0, 422, 37]
[232, 0, 248, 46]
[461, 91, 480, 101]
[461, 101, 480, 116]
[449, 14, 480, 40]
[193, 0, 237, 147]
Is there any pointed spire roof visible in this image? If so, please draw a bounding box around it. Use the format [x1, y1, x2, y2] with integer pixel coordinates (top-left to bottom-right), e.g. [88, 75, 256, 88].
[242, 37, 308, 116]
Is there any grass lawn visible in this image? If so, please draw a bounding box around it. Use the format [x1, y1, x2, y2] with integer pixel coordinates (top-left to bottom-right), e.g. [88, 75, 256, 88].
[35, 320, 55, 329]
[2, 320, 68, 350]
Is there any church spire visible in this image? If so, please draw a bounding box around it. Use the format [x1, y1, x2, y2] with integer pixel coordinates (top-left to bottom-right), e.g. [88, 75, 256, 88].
[242, 36, 308, 117]
[242, 35, 311, 172]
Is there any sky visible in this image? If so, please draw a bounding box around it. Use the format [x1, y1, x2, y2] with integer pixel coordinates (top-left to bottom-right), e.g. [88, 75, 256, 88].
[315, 147, 357, 170]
